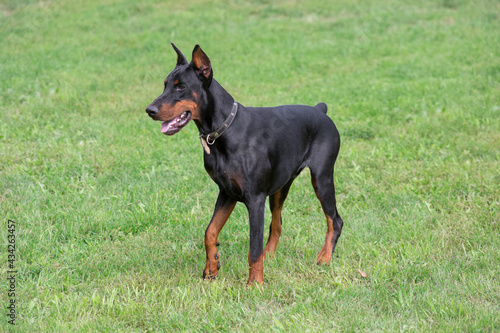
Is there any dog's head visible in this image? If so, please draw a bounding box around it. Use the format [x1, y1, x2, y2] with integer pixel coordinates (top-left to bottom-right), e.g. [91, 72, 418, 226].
[145, 44, 213, 135]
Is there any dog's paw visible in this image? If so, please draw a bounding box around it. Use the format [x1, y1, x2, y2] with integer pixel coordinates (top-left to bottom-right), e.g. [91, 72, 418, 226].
[202, 258, 221, 280]
[202, 270, 219, 280]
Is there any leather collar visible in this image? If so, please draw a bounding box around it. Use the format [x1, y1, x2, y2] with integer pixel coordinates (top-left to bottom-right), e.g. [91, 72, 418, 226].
[199, 102, 238, 145]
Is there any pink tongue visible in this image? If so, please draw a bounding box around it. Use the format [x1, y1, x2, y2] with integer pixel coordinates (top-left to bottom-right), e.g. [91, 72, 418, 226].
[161, 121, 170, 134]
[159, 111, 191, 135]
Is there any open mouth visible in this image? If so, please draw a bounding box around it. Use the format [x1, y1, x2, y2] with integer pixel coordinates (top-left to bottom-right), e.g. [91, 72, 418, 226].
[161, 111, 192, 135]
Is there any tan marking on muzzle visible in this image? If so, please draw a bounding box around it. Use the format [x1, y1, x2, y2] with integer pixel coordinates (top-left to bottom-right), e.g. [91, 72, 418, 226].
[156, 100, 200, 121]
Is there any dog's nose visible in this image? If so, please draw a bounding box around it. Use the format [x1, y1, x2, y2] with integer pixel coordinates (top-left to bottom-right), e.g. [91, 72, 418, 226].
[146, 105, 158, 117]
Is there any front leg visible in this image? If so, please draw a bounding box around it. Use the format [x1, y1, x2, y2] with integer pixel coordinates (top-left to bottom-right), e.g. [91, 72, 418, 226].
[203, 190, 236, 280]
[246, 195, 267, 286]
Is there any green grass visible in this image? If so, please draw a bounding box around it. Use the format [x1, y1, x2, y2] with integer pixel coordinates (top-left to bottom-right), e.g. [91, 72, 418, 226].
[1, 0, 499, 331]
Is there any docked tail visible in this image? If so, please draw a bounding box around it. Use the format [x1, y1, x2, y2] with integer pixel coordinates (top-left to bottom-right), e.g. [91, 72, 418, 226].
[314, 102, 328, 114]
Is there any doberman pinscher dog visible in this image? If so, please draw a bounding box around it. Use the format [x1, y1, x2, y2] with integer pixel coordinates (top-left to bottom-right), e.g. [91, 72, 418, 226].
[146, 44, 343, 286]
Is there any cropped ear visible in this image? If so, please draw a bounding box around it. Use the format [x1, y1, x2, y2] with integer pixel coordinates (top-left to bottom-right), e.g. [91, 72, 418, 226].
[171, 43, 188, 66]
[191, 45, 213, 80]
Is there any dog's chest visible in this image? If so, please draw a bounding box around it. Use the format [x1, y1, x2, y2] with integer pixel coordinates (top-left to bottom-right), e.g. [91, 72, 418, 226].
[204, 156, 244, 199]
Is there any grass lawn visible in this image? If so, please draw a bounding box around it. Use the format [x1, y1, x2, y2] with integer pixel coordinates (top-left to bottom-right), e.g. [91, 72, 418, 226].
[1, 0, 499, 331]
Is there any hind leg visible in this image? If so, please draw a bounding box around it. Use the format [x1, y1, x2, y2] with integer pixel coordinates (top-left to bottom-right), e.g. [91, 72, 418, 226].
[264, 179, 294, 259]
[310, 170, 344, 264]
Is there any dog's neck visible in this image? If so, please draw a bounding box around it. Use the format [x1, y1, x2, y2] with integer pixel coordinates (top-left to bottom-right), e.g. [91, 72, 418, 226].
[194, 79, 235, 135]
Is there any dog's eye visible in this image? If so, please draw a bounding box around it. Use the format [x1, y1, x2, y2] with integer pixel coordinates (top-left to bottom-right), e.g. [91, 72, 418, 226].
[176, 84, 185, 92]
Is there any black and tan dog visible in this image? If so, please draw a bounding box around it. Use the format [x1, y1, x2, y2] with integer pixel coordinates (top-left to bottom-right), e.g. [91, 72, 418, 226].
[146, 44, 343, 285]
